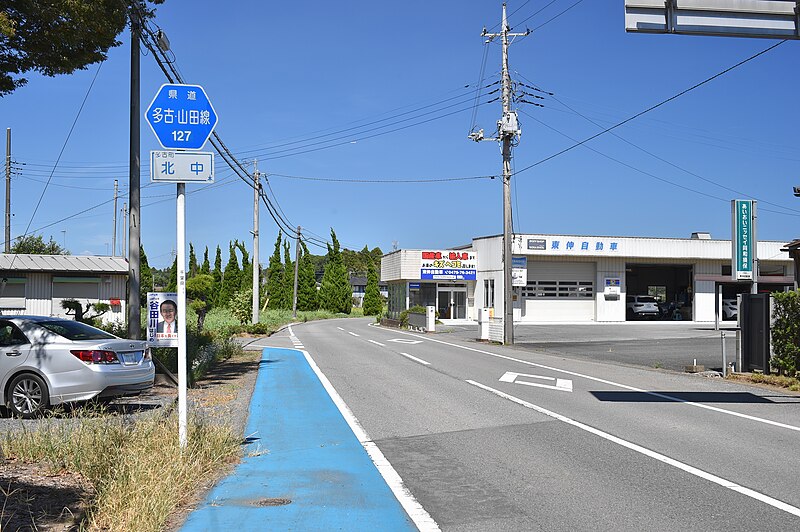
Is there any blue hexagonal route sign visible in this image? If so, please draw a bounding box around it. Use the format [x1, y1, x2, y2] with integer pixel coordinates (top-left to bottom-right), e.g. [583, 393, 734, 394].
[144, 83, 218, 150]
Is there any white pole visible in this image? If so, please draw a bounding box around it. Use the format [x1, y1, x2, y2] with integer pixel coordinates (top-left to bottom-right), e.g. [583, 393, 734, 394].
[177, 183, 187, 449]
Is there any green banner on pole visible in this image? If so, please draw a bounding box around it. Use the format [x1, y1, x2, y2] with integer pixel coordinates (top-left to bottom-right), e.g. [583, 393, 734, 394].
[732, 200, 755, 281]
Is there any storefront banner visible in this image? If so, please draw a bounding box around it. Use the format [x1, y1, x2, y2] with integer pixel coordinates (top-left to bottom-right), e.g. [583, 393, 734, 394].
[419, 250, 476, 280]
[512, 256, 527, 286]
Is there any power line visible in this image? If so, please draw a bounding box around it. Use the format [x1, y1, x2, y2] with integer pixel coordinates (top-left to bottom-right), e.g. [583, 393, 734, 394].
[266, 172, 495, 184]
[512, 39, 788, 177]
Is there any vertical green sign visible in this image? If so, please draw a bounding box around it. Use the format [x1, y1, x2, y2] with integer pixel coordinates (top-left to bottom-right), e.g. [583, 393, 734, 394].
[732, 200, 755, 281]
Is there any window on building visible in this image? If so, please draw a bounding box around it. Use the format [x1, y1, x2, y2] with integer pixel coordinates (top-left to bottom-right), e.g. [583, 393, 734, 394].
[484, 279, 495, 308]
[521, 280, 594, 299]
[0, 278, 26, 309]
[759, 263, 785, 276]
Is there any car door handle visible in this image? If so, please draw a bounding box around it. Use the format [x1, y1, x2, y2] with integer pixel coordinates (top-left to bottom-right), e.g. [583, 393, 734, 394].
[5, 351, 22, 357]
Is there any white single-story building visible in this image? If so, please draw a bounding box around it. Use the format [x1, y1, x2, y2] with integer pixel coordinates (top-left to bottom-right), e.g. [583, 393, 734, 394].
[0, 254, 128, 324]
[381, 232, 794, 323]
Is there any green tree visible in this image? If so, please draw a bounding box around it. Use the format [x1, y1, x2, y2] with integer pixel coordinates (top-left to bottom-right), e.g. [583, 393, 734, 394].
[61, 299, 110, 325]
[266, 232, 284, 310]
[236, 240, 252, 292]
[200, 246, 210, 274]
[186, 273, 214, 332]
[219, 242, 241, 307]
[188, 243, 198, 278]
[212, 245, 222, 303]
[297, 241, 319, 311]
[319, 229, 351, 314]
[362, 263, 382, 316]
[229, 287, 253, 325]
[0, 1, 164, 96]
[281, 240, 295, 310]
[770, 290, 800, 375]
[10, 234, 69, 255]
[166, 257, 177, 292]
[139, 244, 153, 306]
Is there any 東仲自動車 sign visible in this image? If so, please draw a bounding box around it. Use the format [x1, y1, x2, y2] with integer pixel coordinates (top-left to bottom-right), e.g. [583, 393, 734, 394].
[732, 200, 756, 281]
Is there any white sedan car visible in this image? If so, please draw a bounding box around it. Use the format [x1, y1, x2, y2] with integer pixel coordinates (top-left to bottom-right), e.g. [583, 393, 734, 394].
[1, 316, 154, 418]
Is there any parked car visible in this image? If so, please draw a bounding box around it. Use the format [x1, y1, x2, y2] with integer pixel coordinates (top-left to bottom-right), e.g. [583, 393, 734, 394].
[626, 295, 661, 320]
[0, 316, 154, 418]
[722, 298, 738, 320]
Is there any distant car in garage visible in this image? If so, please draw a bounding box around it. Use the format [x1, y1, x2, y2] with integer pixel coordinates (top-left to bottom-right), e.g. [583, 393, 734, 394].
[1, 316, 154, 418]
[722, 298, 738, 320]
[626, 295, 661, 320]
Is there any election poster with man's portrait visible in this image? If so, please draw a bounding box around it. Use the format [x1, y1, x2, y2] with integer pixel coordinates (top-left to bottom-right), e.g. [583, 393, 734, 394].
[147, 292, 178, 347]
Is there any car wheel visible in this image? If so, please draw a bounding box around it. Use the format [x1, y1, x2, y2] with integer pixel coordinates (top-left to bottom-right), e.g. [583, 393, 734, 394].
[7, 373, 50, 418]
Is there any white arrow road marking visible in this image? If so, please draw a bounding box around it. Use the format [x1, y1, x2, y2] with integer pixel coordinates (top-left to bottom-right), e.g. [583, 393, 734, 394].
[388, 339, 423, 345]
[400, 352, 431, 366]
[499, 371, 573, 392]
[368, 340, 386, 347]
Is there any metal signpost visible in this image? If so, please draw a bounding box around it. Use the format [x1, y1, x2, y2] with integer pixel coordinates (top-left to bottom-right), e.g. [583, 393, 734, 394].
[145, 83, 218, 449]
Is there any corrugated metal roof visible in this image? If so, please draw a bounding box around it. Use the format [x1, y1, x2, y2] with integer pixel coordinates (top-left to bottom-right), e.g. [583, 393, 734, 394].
[0, 254, 128, 273]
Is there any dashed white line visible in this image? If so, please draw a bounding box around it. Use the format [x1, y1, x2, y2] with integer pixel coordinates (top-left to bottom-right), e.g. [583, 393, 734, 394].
[468, 379, 800, 519]
[368, 340, 386, 347]
[348, 331, 360, 337]
[337, 326, 345, 331]
[400, 352, 431, 366]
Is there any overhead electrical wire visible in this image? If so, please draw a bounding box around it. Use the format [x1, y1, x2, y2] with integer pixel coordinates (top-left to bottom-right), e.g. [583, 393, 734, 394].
[511, 39, 788, 177]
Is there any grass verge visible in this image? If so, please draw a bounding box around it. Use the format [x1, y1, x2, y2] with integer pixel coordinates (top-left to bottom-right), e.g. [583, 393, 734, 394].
[1, 412, 240, 531]
[729, 372, 800, 392]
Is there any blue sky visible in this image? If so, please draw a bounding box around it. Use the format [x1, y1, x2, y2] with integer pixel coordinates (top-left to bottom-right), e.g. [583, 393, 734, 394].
[2, 1, 800, 268]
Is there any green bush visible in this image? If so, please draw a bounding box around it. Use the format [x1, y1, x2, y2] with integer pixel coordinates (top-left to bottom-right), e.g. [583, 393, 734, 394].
[399, 305, 427, 328]
[770, 290, 800, 376]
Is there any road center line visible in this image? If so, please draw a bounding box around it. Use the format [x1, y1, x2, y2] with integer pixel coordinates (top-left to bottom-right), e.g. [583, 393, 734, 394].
[375, 325, 800, 434]
[467, 380, 800, 518]
[400, 352, 431, 366]
[368, 340, 386, 347]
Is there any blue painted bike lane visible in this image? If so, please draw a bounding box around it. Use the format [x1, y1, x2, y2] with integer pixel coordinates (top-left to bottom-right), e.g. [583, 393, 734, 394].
[180, 347, 419, 531]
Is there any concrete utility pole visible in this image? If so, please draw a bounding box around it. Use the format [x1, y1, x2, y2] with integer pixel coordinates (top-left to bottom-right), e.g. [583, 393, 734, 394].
[292, 226, 300, 318]
[128, 8, 142, 338]
[112, 179, 118, 256]
[479, 3, 527, 345]
[252, 160, 260, 324]
[121, 202, 128, 257]
[5, 128, 11, 253]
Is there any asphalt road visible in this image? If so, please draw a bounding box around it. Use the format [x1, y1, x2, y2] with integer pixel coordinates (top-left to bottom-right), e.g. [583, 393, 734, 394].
[258, 318, 800, 531]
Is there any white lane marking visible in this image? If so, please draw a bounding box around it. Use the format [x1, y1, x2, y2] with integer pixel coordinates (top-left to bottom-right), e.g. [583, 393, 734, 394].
[379, 327, 800, 434]
[388, 339, 423, 345]
[301, 350, 440, 531]
[348, 331, 360, 337]
[337, 326, 345, 331]
[400, 352, 431, 366]
[499, 371, 572, 392]
[368, 340, 386, 347]
[468, 379, 800, 518]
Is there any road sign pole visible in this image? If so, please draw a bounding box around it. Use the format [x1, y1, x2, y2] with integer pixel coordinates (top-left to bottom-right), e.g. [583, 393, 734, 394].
[177, 182, 187, 449]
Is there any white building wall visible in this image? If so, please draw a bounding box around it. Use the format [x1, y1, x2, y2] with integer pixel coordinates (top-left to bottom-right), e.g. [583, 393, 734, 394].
[99, 275, 127, 324]
[693, 260, 719, 322]
[596, 257, 626, 322]
[25, 272, 53, 316]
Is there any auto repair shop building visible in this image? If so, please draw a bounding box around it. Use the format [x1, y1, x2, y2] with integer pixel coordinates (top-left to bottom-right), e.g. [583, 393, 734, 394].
[0, 254, 128, 323]
[381, 233, 794, 323]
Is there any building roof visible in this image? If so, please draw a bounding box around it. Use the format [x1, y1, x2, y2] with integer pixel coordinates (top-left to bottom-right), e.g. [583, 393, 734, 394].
[0, 254, 128, 274]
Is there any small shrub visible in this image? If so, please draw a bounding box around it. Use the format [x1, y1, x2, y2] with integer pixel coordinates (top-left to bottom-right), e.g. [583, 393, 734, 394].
[770, 291, 800, 376]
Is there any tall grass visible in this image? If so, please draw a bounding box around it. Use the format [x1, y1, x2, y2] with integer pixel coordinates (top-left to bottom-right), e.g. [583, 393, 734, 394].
[1, 412, 239, 532]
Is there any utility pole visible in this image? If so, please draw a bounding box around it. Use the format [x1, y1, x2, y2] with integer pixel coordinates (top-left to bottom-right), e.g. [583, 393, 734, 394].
[121, 202, 128, 257]
[5, 128, 10, 253]
[112, 179, 118, 256]
[476, 3, 527, 345]
[252, 160, 260, 324]
[292, 226, 300, 318]
[128, 7, 142, 339]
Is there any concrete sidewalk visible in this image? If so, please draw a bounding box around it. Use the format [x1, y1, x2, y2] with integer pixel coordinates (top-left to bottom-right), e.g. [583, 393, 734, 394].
[180, 347, 419, 531]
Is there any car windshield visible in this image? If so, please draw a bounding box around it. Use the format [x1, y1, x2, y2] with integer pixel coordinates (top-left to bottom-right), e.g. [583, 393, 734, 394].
[638, 296, 658, 303]
[37, 320, 116, 341]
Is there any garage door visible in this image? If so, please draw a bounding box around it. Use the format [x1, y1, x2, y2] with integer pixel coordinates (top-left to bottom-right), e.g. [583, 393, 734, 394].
[521, 262, 596, 322]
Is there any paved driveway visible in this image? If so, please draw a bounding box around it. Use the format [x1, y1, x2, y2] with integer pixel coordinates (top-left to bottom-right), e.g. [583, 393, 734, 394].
[436, 321, 740, 373]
